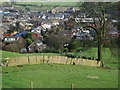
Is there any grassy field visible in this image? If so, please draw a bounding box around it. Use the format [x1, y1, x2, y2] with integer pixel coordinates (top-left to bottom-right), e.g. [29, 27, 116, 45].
[0, 50, 63, 58]
[13, 2, 81, 11]
[15, 2, 81, 6]
[2, 64, 118, 88]
[68, 48, 118, 69]
[14, 5, 55, 11]
[1, 48, 118, 88]
[1, 47, 118, 69]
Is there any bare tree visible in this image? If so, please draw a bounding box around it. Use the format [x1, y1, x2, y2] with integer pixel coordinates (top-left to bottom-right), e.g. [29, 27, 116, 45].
[80, 2, 118, 67]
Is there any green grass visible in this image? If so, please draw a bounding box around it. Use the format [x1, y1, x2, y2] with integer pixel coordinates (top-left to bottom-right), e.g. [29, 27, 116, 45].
[14, 5, 54, 11]
[14, 2, 81, 11]
[16, 2, 80, 6]
[1, 47, 118, 69]
[0, 50, 64, 58]
[2, 64, 118, 88]
[68, 47, 118, 69]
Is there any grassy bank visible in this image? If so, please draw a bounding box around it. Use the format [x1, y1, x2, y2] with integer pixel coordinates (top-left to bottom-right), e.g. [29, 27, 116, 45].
[2, 64, 118, 88]
[0, 50, 63, 58]
[68, 47, 118, 69]
[1, 47, 118, 69]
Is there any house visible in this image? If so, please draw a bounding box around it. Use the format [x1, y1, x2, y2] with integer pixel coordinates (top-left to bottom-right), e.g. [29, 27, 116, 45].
[51, 7, 68, 13]
[77, 33, 94, 41]
[75, 18, 94, 23]
[29, 10, 40, 18]
[2, 32, 17, 37]
[41, 20, 59, 26]
[13, 30, 30, 37]
[108, 29, 119, 37]
[67, 7, 75, 13]
[28, 39, 46, 53]
[78, 13, 87, 18]
[3, 36, 26, 52]
[46, 14, 64, 20]
[41, 23, 52, 30]
[3, 5, 14, 9]
[31, 27, 43, 40]
[31, 26, 46, 33]
[0, 25, 10, 38]
[3, 36, 21, 43]
[7, 13, 18, 21]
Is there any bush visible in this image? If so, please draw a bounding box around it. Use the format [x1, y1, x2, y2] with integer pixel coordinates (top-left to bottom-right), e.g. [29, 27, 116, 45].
[64, 48, 68, 54]
[26, 32, 32, 40]
[26, 38, 32, 47]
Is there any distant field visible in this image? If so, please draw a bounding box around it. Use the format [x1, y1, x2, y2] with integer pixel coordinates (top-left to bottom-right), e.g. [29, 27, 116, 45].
[2, 64, 118, 88]
[14, 2, 81, 10]
[15, 2, 81, 6]
[14, 5, 54, 11]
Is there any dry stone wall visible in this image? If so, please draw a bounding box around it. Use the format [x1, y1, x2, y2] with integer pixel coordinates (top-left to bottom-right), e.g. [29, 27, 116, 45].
[6, 56, 100, 67]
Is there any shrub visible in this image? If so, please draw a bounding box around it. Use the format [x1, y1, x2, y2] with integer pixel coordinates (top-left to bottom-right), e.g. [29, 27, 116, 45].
[64, 48, 69, 54]
[26, 38, 32, 47]
[26, 32, 32, 40]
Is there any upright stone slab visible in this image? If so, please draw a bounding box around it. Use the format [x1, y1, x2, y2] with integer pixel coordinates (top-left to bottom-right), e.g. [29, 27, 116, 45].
[90, 60, 96, 66]
[36, 56, 40, 64]
[51, 56, 56, 64]
[16, 56, 28, 65]
[62, 56, 67, 64]
[81, 59, 85, 65]
[7, 57, 16, 66]
[93, 60, 99, 67]
[70, 58, 73, 64]
[54, 56, 58, 63]
[36, 56, 44, 64]
[48, 56, 53, 64]
[47, 56, 50, 64]
[75, 58, 79, 65]
[56, 56, 60, 63]
[57, 56, 61, 64]
[97, 61, 100, 67]
[44, 56, 49, 64]
[71, 58, 76, 65]
[66, 58, 71, 64]
[61, 56, 65, 64]
[28, 56, 37, 64]
[85, 59, 90, 66]
[65, 57, 69, 64]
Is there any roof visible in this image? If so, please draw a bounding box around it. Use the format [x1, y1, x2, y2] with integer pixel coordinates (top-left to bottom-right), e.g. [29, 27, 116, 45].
[47, 14, 64, 18]
[13, 30, 30, 37]
[0, 11, 10, 14]
[54, 14, 64, 17]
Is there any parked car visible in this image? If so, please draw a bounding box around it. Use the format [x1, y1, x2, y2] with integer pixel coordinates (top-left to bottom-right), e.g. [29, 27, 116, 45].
[20, 48, 27, 53]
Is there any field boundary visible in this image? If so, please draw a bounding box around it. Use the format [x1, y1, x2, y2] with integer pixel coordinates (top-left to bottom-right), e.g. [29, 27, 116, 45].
[2, 56, 100, 67]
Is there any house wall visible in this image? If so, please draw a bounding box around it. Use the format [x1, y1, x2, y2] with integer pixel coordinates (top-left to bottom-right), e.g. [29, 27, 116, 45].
[3, 36, 26, 52]
[5, 56, 100, 67]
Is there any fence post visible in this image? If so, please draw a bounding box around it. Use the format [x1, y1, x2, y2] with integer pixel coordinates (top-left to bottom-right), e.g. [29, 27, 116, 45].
[71, 83, 74, 90]
[30, 81, 33, 90]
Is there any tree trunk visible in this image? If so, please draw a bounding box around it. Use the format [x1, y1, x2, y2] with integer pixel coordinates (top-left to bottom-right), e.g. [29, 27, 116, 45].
[98, 40, 104, 67]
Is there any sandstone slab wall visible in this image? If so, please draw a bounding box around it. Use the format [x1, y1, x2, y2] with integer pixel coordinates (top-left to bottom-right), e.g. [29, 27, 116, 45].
[6, 56, 101, 67]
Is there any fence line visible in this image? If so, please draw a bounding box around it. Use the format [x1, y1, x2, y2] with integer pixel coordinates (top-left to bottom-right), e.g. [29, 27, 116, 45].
[3, 56, 100, 67]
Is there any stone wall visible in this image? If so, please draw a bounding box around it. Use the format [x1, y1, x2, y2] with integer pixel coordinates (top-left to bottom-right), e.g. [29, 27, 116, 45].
[6, 56, 100, 67]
